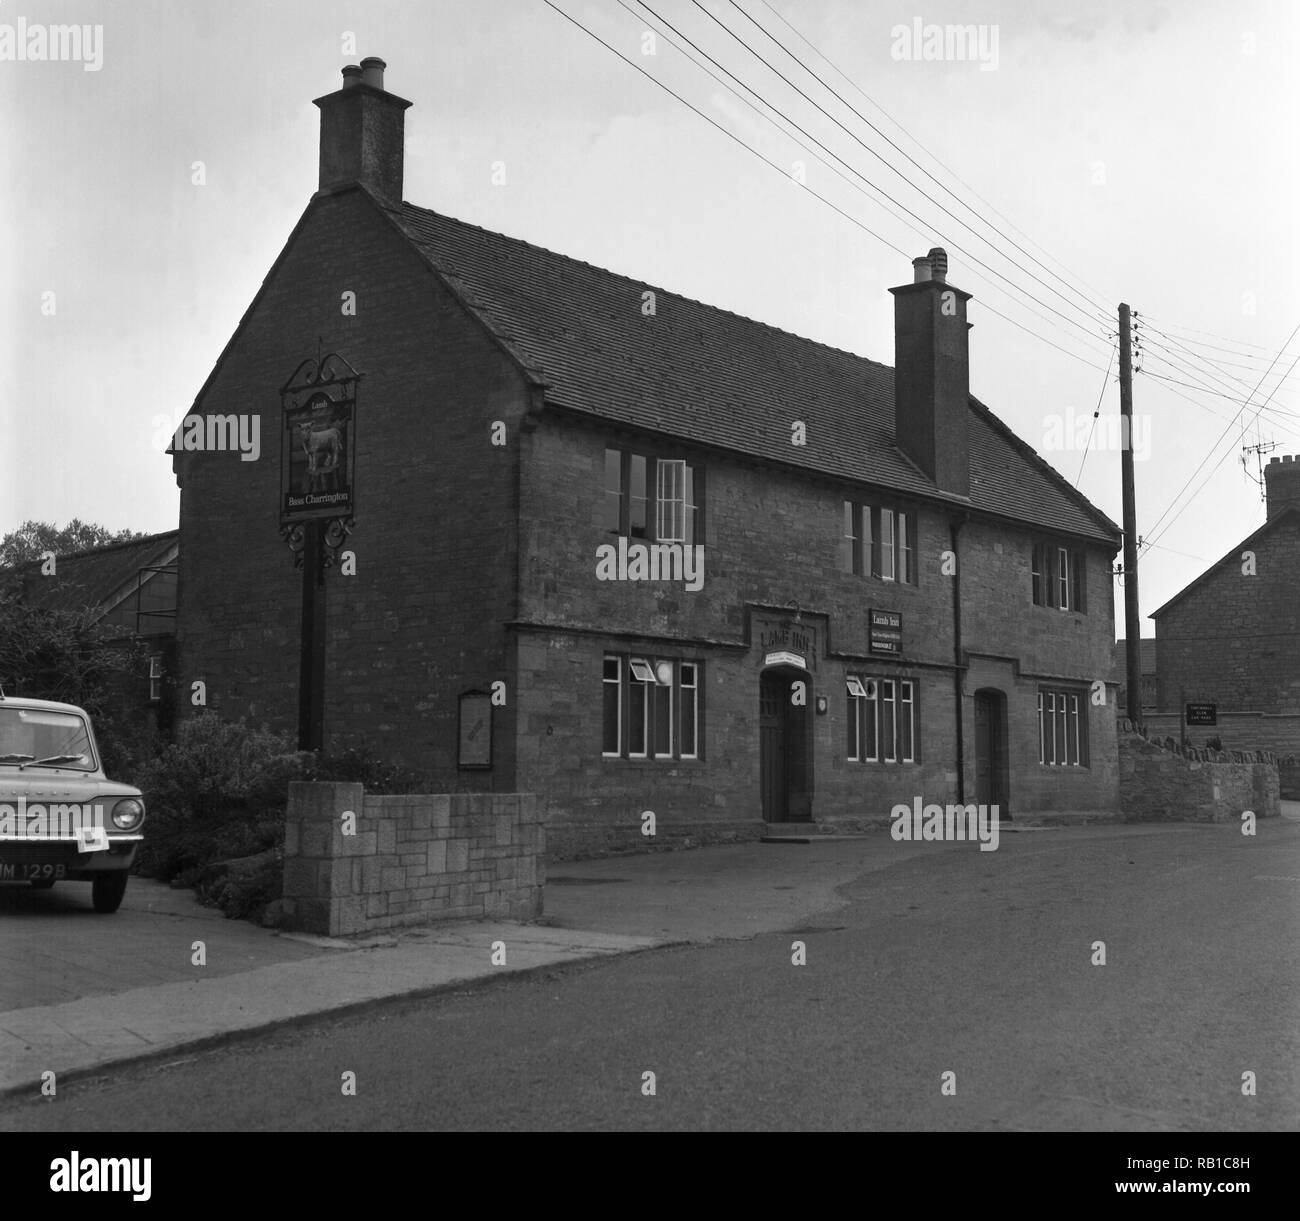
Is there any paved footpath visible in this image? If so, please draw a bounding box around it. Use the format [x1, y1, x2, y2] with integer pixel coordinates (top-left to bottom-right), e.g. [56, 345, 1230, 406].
[2, 814, 1293, 1097]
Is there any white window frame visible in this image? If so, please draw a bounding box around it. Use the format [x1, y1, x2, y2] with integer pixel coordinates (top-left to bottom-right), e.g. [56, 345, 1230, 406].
[628, 659, 652, 757]
[657, 460, 687, 543]
[880, 510, 896, 582]
[653, 658, 675, 759]
[680, 663, 699, 759]
[602, 655, 622, 757]
[899, 512, 913, 585]
[899, 679, 915, 763]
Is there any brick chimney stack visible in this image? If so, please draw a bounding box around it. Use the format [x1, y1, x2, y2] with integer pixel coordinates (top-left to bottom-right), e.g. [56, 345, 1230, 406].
[313, 57, 411, 208]
[889, 248, 971, 497]
[1264, 454, 1300, 519]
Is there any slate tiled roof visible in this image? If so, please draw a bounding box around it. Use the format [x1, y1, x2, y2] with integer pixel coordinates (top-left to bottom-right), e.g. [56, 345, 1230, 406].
[8, 532, 178, 616]
[396, 204, 1120, 545]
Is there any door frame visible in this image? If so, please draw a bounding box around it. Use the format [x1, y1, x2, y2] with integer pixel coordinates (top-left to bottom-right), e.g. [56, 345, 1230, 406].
[759, 664, 813, 822]
[972, 687, 1011, 818]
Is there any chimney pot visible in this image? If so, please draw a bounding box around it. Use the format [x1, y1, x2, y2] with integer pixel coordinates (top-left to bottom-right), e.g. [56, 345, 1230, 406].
[927, 247, 948, 283]
[1263, 451, 1300, 518]
[314, 57, 410, 206]
[890, 255, 972, 497]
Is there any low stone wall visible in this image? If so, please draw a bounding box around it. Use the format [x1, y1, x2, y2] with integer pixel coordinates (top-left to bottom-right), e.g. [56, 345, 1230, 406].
[281, 783, 544, 936]
[1118, 720, 1279, 823]
[1130, 711, 1300, 757]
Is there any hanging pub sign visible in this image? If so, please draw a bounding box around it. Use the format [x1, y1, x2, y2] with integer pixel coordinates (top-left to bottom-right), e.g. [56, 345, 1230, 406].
[869, 609, 903, 655]
[279, 353, 359, 524]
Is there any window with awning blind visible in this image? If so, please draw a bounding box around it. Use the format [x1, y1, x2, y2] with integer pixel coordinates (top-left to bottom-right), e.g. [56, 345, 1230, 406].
[846, 675, 917, 763]
[603, 654, 701, 760]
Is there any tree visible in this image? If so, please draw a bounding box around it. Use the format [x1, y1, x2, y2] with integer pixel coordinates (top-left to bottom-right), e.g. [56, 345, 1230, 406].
[0, 519, 148, 569]
[0, 586, 143, 714]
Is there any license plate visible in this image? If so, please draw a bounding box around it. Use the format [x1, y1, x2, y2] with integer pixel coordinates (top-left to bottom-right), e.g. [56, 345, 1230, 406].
[0, 862, 66, 881]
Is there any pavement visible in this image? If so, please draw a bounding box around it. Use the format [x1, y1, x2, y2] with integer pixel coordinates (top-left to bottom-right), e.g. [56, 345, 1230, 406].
[2, 809, 1296, 1098]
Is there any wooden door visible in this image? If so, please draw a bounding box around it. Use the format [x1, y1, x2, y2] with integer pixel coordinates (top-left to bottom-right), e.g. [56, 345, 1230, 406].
[760, 673, 787, 821]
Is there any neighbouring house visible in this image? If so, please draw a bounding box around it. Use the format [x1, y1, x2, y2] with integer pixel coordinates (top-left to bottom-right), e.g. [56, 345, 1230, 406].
[1148, 455, 1300, 755]
[5, 531, 179, 733]
[170, 59, 1123, 856]
[1113, 638, 1158, 715]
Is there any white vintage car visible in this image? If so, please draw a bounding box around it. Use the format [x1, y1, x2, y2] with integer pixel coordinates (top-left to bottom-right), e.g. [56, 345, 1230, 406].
[0, 691, 146, 913]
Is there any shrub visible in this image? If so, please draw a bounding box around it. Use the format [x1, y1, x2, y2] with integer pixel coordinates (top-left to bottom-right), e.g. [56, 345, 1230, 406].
[195, 848, 283, 921]
[133, 714, 310, 881]
[307, 742, 428, 794]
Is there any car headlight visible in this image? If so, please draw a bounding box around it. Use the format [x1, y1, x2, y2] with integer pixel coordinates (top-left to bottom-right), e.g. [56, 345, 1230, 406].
[111, 798, 145, 830]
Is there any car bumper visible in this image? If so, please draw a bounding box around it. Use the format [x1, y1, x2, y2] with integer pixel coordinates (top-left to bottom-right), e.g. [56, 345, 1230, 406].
[0, 838, 140, 880]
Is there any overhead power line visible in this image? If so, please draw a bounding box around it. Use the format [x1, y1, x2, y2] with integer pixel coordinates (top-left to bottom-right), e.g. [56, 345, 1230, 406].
[1074, 343, 1117, 487]
[726, 0, 1114, 327]
[1142, 324, 1300, 549]
[753, 0, 1120, 314]
[618, 0, 1112, 370]
[675, 0, 1113, 343]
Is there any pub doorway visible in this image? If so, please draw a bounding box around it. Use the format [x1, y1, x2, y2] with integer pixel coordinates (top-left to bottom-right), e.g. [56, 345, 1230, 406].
[759, 666, 812, 821]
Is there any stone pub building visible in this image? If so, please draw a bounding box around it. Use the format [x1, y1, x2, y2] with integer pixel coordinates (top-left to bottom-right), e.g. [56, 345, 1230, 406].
[172, 60, 1123, 855]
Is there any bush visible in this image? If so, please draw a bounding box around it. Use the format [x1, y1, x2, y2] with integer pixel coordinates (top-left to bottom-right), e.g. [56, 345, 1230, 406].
[95, 710, 166, 783]
[306, 742, 428, 794]
[133, 714, 310, 881]
[195, 848, 283, 921]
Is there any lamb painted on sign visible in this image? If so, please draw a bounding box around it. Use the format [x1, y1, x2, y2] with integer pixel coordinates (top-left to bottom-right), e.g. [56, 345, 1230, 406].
[296, 420, 344, 494]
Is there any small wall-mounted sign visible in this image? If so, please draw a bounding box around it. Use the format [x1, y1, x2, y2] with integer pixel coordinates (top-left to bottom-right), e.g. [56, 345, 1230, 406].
[869, 609, 903, 655]
[764, 650, 806, 670]
[815, 695, 828, 715]
[752, 612, 818, 670]
[1185, 702, 1217, 726]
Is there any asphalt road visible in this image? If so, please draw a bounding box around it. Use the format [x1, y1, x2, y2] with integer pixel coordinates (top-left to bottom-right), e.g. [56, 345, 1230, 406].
[3, 821, 1296, 1131]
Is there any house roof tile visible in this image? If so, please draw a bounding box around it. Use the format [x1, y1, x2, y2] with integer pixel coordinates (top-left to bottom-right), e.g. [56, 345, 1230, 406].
[396, 204, 1121, 545]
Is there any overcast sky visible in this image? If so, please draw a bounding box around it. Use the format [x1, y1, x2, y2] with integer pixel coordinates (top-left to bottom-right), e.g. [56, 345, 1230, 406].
[2, 0, 1296, 638]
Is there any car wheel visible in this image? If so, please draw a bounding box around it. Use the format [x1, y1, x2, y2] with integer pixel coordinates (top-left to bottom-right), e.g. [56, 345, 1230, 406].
[91, 872, 129, 914]
[28, 878, 56, 890]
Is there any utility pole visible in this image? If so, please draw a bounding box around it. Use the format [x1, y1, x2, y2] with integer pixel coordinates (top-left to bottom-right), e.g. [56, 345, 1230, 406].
[1119, 303, 1142, 724]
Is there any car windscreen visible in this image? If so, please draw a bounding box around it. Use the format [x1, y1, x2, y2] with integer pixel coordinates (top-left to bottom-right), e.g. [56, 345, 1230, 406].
[0, 708, 97, 771]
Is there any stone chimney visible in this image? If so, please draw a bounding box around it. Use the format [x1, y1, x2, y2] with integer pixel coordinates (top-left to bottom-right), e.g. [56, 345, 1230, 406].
[889, 247, 971, 497]
[313, 57, 411, 208]
[1264, 454, 1300, 519]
